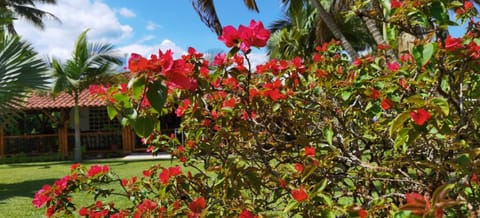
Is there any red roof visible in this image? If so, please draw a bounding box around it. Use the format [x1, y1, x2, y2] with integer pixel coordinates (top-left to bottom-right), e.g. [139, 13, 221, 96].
[24, 89, 106, 110]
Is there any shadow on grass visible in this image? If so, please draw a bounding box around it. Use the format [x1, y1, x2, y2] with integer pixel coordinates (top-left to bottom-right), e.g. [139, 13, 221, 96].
[0, 178, 57, 204]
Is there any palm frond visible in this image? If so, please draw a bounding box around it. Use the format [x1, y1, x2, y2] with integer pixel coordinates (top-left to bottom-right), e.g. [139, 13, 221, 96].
[243, 0, 259, 11]
[192, 0, 223, 35]
[0, 34, 49, 125]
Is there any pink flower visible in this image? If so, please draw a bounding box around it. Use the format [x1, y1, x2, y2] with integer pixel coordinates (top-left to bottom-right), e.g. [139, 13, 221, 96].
[218, 26, 240, 47]
[32, 185, 52, 208]
[387, 61, 400, 72]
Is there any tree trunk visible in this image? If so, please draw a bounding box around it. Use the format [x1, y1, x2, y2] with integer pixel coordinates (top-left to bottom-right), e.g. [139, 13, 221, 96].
[74, 93, 82, 162]
[361, 16, 397, 61]
[309, 0, 358, 59]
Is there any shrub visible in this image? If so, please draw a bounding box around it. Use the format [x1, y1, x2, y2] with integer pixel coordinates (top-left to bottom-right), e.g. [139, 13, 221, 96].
[34, 3, 480, 218]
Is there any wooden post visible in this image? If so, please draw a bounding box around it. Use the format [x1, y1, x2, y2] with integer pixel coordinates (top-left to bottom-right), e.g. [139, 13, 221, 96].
[0, 127, 4, 157]
[58, 110, 69, 157]
[122, 126, 134, 153]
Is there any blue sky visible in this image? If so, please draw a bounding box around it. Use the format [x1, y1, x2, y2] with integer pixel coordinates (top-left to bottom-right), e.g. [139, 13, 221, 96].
[15, 0, 284, 66]
[14, 0, 474, 66]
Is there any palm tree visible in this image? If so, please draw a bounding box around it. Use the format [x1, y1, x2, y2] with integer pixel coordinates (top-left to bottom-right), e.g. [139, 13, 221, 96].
[268, 0, 375, 60]
[0, 0, 59, 35]
[192, 0, 359, 59]
[51, 30, 122, 162]
[0, 33, 49, 126]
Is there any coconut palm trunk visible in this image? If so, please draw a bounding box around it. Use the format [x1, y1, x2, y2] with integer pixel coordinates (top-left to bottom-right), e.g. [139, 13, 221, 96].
[73, 91, 81, 162]
[361, 16, 397, 60]
[309, 0, 358, 59]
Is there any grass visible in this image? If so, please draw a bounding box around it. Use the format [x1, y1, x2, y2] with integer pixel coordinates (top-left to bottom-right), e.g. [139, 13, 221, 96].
[0, 158, 180, 218]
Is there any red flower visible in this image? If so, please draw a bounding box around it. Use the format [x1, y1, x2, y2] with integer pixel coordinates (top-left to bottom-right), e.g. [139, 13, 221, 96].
[219, 26, 240, 48]
[294, 163, 304, 173]
[464, 1, 474, 10]
[128, 53, 148, 73]
[70, 163, 81, 171]
[471, 174, 480, 183]
[222, 97, 237, 109]
[387, 61, 400, 72]
[168, 166, 182, 177]
[391, 0, 403, 9]
[445, 35, 463, 52]
[239, 209, 258, 218]
[399, 78, 409, 89]
[79, 207, 89, 216]
[404, 192, 430, 215]
[304, 146, 316, 157]
[189, 197, 206, 213]
[370, 88, 380, 99]
[159, 166, 182, 184]
[410, 108, 431, 126]
[89, 84, 108, 96]
[279, 179, 287, 188]
[381, 98, 394, 110]
[137, 199, 158, 212]
[176, 99, 191, 117]
[87, 165, 108, 177]
[291, 186, 308, 202]
[359, 208, 368, 218]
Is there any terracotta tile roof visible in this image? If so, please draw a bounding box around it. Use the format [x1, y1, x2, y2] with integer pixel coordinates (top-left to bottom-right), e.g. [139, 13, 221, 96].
[24, 89, 106, 110]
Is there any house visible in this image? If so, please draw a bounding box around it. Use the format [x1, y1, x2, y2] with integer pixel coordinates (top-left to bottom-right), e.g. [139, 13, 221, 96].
[0, 89, 141, 158]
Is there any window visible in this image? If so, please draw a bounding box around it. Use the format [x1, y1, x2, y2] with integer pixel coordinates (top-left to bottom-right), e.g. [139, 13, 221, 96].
[88, 107, 120, 131]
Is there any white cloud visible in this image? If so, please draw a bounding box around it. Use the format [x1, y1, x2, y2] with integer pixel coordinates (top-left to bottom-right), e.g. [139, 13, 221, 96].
[117, 7, 136, 18]
[117, 39, 186, 59]
[146, 21, 160, 31]
[14, 0, 133, 60]
[247, 52, 269, 69]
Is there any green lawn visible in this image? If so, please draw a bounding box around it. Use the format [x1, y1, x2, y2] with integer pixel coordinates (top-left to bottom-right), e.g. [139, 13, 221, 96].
[0, 158, 179, 218]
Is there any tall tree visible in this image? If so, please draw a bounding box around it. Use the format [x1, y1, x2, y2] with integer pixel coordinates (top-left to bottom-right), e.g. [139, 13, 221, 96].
[268, 0, 375, 60]
[51, 30, 122, 162]
[192, 0, 360, 59]
[0, 0, 59, 35]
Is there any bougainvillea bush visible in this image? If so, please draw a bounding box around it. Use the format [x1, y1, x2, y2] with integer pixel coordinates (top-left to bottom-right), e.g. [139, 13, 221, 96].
[34, 1, 480, 217]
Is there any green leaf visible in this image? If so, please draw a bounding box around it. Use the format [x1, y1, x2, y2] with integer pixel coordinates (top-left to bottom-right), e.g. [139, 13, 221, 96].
[394, 128, 410, 153]
[431, 183, 455, 206]
[146, 81, 168, 114]
[324, 125, 333, 145]
[129, 76, 146, 99]
[106, 105, 117, 120]
[132, 116, 154, 138]
[430, 1, 449, 25]
[272, 103, 281, 112]
[412, 43, 436, 66]
[390, 112, 411, 136]
[432, 97, 449, 116]
[341, 91, 352, 101]
[283, 200, 299, 213]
